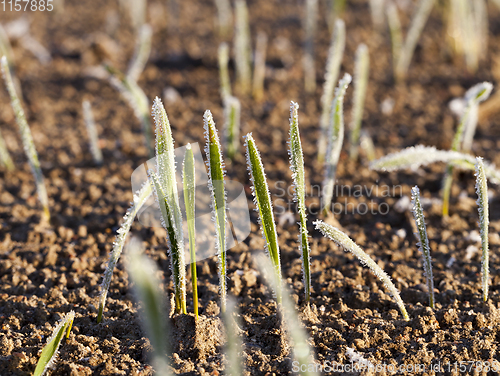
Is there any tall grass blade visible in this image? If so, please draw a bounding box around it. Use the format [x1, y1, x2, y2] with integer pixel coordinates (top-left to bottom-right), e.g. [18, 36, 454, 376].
[245, 133, 282, 302]
[410, 186, 434, 308]
[127, 24, 152, 82]
[475, 157, 489, 302]
[218, 42, 232, 101]
[182, 144, 198, 318]
[318, 19, 346, 162]
[223, 95, 241, 160]
[234, 0, 252, 95]
[288, 102, 311, 302]
[98, 181, 153, 323]
[0, 128, 14, 171]
[322, 73, 351, 214]
[349, 44, 369, 160]
[204, 110, 228, 312]
[314, 220, 410, 320]
[1, 56, 50, 221]
[82, 100, 103, 165]
[33, 311, 75, 376]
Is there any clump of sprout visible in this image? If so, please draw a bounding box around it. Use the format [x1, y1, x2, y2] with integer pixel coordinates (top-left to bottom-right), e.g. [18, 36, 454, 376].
[204, 110, 229, 312]
[183, 144, 198, 318]
[97, 181, 152, 323]
[148, 98, 187, 314]
[245, 133, 282, 302]
[1, 56, 50, 221]
[82, 100, 103, 165]
[223, 95, 241, 160]
[218, 42, 232, 101]
[349, 44, 369, 161]
[33, 311, 75, 376]
[234, 0, 252, 95]
[0, 129, 14, 171]
[394, 0, 435, 81]
[314, 220, 410, 321]
[318, 19, 346, 162]
[303, 0, 318, 93]
[322, 73, 352, 214]
[288, 102, 312, 302]
[410, 186, 435, 308]
[252, 31, 268, 101]
[475, 157, 489, 302]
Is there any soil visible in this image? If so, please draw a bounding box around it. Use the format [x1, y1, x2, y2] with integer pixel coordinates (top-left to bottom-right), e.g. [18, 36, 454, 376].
[1, 0, 500, 375]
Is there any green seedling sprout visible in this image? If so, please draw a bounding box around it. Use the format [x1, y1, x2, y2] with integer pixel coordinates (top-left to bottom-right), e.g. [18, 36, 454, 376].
[183, 144, 198, 318]
[218, 42, 232, 101]
[245, 133, 282, 302]
[370, 145, 500, 184]
[125, 237, 171, 376]
[1, 56, 50, 221]
[288, 102, 312, 302]
[349, 44, 369, 161]
[318, 19, 346, 162]
[314, 220, 410, 321]
[150, 97, 187, 314]
[252, 31, 267, 101]
[105, 64, 154, 157]
[82, 100, 103, 165]
[410, 186, 435, 308]
[303, 0, 318, 93]
[204, 110, 228, 312]
[98, 181, 153, 323]
[475, 157, 489, 302]
[0, 129, 14, 171]
[33, 311, 75, 376]
[394, 0, 435, 81]
[442, 82, 493, 216]
[214, 0, 233, 39]
[234, 0, 252, 95]
[223, 95, 241, 160]
[223, 297, 244, 376]
[322, 73, 352, 214]
[386, 2, 402, 72]
[127, 24, 152, 82]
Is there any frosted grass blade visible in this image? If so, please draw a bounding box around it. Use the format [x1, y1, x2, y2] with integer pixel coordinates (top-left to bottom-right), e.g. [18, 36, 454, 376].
[0, 128, 14, 171]
[214, 0, 233, 38]
[303, 0, 318, 93]
[315, 220, 410, 320]
[127, 24, 152, 82]
[218, 43, 232, 101]
[82, 100, 103, 165]
[223, 95, 241, 160]
[252, 31, 267, 101]
[387, 3, 402, 66]
[475, 157, 489, 302]
[234, 0, 251, 95]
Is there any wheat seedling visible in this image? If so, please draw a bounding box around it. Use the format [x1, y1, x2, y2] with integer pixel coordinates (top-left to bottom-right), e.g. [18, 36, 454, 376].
[322, 73, 352, 214]
[1, 56, 50, 221]
[33, 311, 75, 376]
[318, 19, 346, 162]
[256, 253, 318, 376]
[97, 181, 153, 323]
[82, 100, 103, 165]
[245, 133, 282, 302]
[127, 24, 152, 82]
[149, 98, 187, 314]
[288, 102, 312, 302]
[303, 0, 318, 93]
[223, 95, 241, 160]
[475, 157, 489, 302]
[223, 297, 244, 376]
[394, 0, 435, 81]
[314, 220, 410, 320]
[234, 0, 252, 95]
[218, 42, 232, 102]
[183, 143, 198, 318]
[349, 44, 369, 161]
[0, 129, 14, 171]
[386, 2, 402, 69]
[204, 110, 229, 312]
[252, 31, 267, 101]
[410, 186, 435, 308]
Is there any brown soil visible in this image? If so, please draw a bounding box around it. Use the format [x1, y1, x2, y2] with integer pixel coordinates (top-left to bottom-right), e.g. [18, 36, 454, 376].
[2, 0, 500, 375]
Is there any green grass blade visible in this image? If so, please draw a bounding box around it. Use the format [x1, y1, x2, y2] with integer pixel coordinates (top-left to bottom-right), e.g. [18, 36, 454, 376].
[322, 73, 351, 214]
[182, 144, 198, 318]
[475, 157, 489, 302]
[314, 220, 410, 321]
[82, 100, 103, 165]
[34, 311, 75, 376]
[98, 181, 153, 323]
[349, 44, 369, 161]
[244, 133, 282, 302]
[127, 24, 152, 82]
[0, 128, 14, 171]
[223, 95, 241, 160]
[1, 56, 50, 221]
[288, 102, 311, 302]
[410, 186, 435, 308]
[204, 110, 228, 312]
[126, 237, 171, 376]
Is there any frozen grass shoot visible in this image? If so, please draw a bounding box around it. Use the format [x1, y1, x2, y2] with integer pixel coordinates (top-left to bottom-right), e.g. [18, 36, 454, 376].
[303, 0, 318, 93]
[218, 42, 232, 101]
[234, 0, 252, 95]
[475, 157, 489, 302]
[82, 100, 103, 165]
[223, 95, 241, 160]
[126, 24, 152, 82]
[0, 128, 14, 171]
